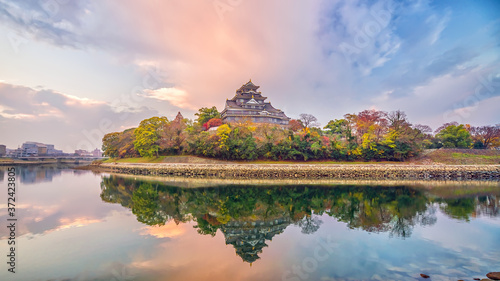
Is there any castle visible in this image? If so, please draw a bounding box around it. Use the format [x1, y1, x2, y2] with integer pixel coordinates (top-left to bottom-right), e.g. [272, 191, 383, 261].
[221, 80, 290, 125]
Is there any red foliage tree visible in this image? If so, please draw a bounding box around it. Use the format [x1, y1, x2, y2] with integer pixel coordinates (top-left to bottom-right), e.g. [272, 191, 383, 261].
[467, 125, 500, 148]
[289, 119, 304, 132]
[345, 109, 388, 142]
[203, 118, 223, 130]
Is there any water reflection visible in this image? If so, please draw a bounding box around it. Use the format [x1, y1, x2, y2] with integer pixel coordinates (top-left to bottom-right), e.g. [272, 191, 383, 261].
[0, 164, 88, 184]
[100, 176, 499, 264]
[1, 167, 499, 281]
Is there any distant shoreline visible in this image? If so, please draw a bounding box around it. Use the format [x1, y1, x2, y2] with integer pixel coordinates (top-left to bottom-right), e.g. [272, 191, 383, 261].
[0, 159, 93, 166]
[89, 162, 500, 181]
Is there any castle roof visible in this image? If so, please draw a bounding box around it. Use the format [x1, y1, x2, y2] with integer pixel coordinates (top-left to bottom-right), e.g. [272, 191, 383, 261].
[221, 80, 290, 123]
[237, 80, 260, 92]
[225, 100, 284, 114]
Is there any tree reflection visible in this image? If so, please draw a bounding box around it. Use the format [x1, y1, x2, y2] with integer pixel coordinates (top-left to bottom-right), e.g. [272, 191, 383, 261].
[131, 183, 166, 226]
[296, 216, 323, 234]
[440, 198, 476, 221]
[100, 176, 499, 262]
[438, 195, 498, 221]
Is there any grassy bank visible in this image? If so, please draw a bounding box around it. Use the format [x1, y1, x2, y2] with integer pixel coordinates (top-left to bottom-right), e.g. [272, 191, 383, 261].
[102, 155, 408, 165]
[102, 155, 228, 164]
[101, 149, 500, 165]
[103, 156, 168, 163]
[421, 149, 500, 165]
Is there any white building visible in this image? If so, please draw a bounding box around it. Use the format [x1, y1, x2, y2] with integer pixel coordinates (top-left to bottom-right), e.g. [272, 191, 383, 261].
[18, 142, 63, 157]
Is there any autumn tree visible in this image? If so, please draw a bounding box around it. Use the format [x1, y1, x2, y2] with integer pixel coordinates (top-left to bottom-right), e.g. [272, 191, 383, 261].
[102, 129, 138, 158]
[216, 124, 257, 160]
[323, 118, 356, 158]
[385, 110, 408, 132]
[382, 110, 427, 160]
[254, 124, 287, 157]
[467, 125, 500, 149]
[102, 132, 121, 157]
[203, 118, 223, 130]
[160, 113, 188, 154]
[134, 116, 169, 157]
[299, 113, 320, 128]
[412, 124, 432, 137]
[117, 129, 139, 158]
[341, 110, 388, 159]
[289, 119, 304, 132]
[411, 124, 434, 148]
[195, 106, 220, 125]
[346, 109, 388, 142]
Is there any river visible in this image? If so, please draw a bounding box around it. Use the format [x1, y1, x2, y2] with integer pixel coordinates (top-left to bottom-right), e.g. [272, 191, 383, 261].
[0, 165, 499, 281]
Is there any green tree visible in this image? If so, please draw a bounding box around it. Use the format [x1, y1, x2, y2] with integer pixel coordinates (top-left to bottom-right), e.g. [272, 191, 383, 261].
[102, 132, 121, 157]
[436, 124, 472, 148]
[324, 119, 349, 135]
[195, 106, 220, 125]
[134, 116, 169, 157]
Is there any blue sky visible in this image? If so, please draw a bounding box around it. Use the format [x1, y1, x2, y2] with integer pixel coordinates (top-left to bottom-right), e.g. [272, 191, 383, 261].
[0, 0, 499, 151]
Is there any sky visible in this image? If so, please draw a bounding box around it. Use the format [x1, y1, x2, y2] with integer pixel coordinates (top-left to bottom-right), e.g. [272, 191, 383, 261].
[0, 0, 499, 152]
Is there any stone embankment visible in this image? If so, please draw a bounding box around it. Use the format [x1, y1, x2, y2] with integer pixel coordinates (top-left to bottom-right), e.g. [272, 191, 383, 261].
[93, 163, 500, 180]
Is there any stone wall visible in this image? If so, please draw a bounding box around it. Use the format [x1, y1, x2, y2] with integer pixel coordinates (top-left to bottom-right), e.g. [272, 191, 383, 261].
[94, 163, 500, 180]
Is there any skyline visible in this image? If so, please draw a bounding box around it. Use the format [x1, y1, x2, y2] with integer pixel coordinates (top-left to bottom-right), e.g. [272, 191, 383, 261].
[0, 0, 499, 152]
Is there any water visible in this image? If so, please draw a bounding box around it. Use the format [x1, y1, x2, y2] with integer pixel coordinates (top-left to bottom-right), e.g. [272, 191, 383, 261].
[0, 165, 499, 281]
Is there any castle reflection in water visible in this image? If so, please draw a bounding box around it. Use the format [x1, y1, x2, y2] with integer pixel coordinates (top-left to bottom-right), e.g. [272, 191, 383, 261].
[100, 175, 500, 263]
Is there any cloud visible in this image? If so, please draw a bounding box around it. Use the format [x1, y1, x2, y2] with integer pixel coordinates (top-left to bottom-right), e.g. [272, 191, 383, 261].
[143, 88, 196, 110]
[0, 0, 91, 47]
[426, 9, 451, 45]
[368, 67, 500, 129]
[0, 82, 158, 151]
[0, 0, 499, 147]
[139, 221, 186, 239]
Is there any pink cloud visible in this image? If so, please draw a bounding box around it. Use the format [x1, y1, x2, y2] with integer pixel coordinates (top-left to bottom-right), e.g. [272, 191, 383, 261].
[143, 87, 196, 110]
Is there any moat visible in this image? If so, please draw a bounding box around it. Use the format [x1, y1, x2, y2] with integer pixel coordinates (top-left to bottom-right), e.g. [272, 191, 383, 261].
[0, 165, 499, 281]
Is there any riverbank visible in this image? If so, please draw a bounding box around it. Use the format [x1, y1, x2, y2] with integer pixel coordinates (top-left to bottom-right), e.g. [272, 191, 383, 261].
[90, 162, 500, 180]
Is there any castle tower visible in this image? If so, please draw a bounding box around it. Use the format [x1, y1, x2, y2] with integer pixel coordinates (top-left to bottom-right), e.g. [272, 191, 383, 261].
[221, 80, 290, 126]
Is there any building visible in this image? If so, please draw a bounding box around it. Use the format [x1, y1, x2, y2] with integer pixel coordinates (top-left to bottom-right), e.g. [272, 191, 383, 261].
[8, 148, 23, 158]
[0, 145, 6, 157]
[13, 142, 63, 157]
[21, 142, 39, 156]
[221, 80, 290, 126]
[37, 145, 47, 156]
[75, 149, 88, 156]
[76, 148, 102, 157]
[92, 148, 102, 157]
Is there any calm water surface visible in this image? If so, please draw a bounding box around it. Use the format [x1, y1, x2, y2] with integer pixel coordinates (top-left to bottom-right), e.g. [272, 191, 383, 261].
[0, 165, 499, 281]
